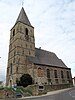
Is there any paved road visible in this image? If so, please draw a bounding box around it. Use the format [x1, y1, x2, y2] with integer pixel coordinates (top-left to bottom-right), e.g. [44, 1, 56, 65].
[19, 87, 75, 100]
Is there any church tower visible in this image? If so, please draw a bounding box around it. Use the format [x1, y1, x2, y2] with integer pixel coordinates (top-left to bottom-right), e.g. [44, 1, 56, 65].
[6, 7, 35, 86]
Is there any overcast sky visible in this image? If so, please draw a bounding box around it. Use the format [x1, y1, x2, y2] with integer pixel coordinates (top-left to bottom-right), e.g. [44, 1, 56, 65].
[0, 0, 75, 81]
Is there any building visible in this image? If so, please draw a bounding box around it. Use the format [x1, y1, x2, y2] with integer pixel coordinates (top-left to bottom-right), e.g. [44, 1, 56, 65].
[72, 77, 75, 86]
[6, 7, 72, 87]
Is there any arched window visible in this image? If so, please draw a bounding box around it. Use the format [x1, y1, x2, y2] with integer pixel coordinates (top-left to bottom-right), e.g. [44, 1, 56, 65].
[61, 70, 64, 78]
[25, 28, 29, 41]
[47, 69, 50, 78]
[54, 70, 58, 78]
[22, 49, 24, 55]
[13, 29, 15, 36]
[37, 68, 44, 77]
[25, 28, 28, 35]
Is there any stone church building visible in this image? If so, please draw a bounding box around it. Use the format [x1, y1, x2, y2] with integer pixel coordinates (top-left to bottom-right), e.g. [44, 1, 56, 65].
[6, 7, 72, 87]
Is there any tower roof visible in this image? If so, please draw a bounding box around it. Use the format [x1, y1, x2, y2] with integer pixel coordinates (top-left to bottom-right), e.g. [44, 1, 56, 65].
[16, 7, 31, 26]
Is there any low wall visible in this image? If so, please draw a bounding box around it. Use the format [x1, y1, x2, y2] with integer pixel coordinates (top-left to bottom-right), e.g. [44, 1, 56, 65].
[45, 84, 73, 92]
[26, 84, 73, 95]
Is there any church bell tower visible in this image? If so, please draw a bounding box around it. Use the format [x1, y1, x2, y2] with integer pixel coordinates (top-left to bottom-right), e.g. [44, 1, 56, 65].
[6, 7, 35, 86]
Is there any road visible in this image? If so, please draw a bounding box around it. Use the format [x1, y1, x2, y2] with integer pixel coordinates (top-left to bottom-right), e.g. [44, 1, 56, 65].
[19, 87, 75, 100]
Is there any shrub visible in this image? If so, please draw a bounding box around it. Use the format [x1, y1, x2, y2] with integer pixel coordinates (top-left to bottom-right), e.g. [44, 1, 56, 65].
[16, 74, 33, 87]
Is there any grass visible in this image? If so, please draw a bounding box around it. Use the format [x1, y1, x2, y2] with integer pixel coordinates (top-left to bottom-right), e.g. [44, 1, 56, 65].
[16, 86, 32, 95]
[0, 86, 32, 96]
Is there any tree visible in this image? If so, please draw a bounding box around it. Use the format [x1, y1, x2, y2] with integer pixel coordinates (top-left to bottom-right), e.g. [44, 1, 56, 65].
[17, 74, 33, 87]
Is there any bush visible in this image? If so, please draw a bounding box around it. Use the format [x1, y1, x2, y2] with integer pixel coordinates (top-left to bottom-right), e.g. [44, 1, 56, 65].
[16, 74, 33, 87]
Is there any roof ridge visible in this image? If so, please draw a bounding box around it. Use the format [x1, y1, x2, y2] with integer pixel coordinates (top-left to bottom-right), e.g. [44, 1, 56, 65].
[35, 47, 55, 54]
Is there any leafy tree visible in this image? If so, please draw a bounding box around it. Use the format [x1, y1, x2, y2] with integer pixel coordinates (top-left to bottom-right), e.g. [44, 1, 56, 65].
[16, 74, 33, 87]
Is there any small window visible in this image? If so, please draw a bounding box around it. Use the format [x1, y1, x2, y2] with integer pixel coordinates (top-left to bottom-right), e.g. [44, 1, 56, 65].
[13, 29, 15, 36]
[22, 49, 24, 55]
[25, 28, 28, 35]
[25, 28, 29, 41]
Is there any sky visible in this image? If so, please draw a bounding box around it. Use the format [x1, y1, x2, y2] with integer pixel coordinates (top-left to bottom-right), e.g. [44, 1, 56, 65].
[0, 0, 75, 81]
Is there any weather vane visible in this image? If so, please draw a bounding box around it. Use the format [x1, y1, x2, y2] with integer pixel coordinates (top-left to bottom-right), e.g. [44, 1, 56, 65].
[22, 0, 24, 7]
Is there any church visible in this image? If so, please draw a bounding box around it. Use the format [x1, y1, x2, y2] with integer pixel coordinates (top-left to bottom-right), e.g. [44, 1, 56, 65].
[6, 7, 72, 87]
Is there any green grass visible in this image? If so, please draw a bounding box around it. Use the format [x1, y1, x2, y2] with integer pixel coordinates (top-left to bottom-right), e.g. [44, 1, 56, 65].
[24, 89, 32, 95]
[0, 86, 32, 96]
[15, 86, 32, 95]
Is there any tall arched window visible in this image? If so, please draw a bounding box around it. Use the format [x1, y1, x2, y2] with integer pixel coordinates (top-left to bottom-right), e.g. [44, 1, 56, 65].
[61, 70, 64, 78]
[47, 69, 50, 78]
[25, 28, 29, 41]
[13, 29, 15, 36]
[54, 70, 58, 78]
[37, 67, 44, 77]
[25, 28, 28, 35]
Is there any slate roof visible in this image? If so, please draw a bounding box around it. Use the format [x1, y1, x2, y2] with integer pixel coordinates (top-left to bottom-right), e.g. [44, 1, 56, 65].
[16, 7, 32, 26]
[27, 48, 67, 68]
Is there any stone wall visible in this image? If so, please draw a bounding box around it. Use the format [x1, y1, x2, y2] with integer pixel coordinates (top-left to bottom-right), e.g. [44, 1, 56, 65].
[26, 84, 73, 95]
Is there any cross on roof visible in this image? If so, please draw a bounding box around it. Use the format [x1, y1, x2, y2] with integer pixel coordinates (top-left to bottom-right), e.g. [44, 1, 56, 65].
[22, 0, 24, 7]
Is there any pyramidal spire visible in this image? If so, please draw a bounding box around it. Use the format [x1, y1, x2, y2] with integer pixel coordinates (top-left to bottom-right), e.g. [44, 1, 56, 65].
[16, 7, 31, 26]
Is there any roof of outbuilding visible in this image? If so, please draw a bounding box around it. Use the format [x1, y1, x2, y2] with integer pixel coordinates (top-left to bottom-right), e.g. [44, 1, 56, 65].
[16, 7, 32, 26]
[27, 48, 67, 68]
